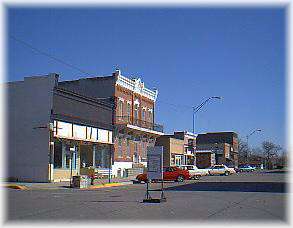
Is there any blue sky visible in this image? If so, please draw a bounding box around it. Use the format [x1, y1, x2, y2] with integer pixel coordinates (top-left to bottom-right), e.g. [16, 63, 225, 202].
[7, 7, 286, 148]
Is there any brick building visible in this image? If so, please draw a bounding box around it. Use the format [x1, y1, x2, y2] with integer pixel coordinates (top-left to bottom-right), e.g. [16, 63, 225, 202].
[59, 69, 164, 177]
[196, 132, 239, 168]
[195, 150, 216, 169]
[156, 131, 197, 167]
[173, 131, 197, 166]
[155, 135, 184, 167]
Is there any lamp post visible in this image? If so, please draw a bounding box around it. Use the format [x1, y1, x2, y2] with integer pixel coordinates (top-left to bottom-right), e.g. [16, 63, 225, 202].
[192, 96, 222, 134]
[246, 129, 262, 163]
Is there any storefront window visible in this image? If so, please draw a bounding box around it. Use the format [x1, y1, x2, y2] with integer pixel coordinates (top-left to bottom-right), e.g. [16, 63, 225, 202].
[54, 141, 62, 168]
[95, 144, 111, 168]
[53, 141, 77, 169]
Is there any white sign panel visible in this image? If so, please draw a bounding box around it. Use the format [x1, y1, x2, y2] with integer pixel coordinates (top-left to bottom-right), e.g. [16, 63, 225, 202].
[147, 146, 163, 180]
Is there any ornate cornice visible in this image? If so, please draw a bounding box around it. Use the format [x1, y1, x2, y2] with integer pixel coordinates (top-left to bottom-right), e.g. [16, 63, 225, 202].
[115, 73, 158, 102]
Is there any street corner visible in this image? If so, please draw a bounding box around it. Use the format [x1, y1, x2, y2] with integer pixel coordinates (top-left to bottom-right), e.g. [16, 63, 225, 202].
[3, 184, 29, 190]
[84, 182, 132, 190]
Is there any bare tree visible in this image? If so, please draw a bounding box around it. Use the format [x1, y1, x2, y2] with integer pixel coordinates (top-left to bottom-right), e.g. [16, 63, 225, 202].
[262, 141, 282, 169]
[238, 138, 249, 164]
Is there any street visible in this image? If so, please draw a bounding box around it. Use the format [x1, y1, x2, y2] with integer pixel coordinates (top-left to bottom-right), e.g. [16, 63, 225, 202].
[5, 171, 288, 222]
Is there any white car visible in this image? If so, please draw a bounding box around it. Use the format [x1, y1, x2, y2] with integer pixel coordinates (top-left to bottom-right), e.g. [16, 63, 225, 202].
[179, 165, 209, 179]
[208, 164, 236, 176]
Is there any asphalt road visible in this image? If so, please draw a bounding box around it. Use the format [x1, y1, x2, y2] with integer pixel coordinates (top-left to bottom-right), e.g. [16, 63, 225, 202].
[5, 171, 288, 223]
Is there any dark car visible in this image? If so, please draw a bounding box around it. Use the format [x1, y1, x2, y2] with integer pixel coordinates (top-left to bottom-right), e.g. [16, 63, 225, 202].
[136, 166, 190, 183]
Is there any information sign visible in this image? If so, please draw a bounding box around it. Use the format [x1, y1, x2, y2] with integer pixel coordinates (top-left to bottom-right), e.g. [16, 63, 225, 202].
[147, 146, 163, 180]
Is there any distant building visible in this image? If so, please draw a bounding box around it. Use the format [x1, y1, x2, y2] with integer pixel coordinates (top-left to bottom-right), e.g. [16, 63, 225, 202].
[196, 132, 239, 168]
[156, 131, 197, 167]
[195, 150, 216, 169]
[155, 135, 185, 167]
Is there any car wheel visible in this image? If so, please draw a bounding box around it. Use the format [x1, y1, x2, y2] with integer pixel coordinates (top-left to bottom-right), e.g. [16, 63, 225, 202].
[224, 171, 229, 176]
[176, 175, 184, 182]
[195, 175, 201, 179]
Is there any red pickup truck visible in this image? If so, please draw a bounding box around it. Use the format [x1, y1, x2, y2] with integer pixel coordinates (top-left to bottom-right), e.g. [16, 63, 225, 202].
[136, 166, 190, 183]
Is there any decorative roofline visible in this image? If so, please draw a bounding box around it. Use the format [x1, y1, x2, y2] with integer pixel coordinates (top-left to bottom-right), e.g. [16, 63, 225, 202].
[114, 70, 158, 102]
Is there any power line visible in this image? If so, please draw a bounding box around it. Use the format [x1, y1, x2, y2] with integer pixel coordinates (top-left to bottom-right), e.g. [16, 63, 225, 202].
[158, 100, 191, 109]
[10, 34, 194, 113]
[10, 34, 92, 76]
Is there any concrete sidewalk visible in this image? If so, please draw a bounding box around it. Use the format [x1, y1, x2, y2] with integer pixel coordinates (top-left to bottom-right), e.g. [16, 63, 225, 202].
[2, 176, 135, 190]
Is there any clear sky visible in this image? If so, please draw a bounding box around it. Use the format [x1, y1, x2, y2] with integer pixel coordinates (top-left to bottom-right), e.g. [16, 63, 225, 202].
[7, 6, 286, 148]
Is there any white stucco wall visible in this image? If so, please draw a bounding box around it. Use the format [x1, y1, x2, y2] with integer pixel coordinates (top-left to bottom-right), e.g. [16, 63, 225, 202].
[7, 74, 57, 182]
[111, 162, 133, 177]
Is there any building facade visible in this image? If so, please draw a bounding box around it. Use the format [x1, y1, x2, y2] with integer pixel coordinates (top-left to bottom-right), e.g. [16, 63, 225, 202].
[195, 150, 216, 168]
[155, 131, 197, 167]
[196, 132, 239, 168]
[58, 69, 164, 177]
[155, 135, 184, 167]
[7, 74, 114, 182]
[173, 131, 197, 166]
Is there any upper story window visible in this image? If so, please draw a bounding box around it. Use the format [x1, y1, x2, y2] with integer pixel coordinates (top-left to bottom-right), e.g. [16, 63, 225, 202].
[127, 102, 131, 121]
[134, 104, 139, 120]
[118, 99, 124, 117]
[142, 109, 146, 121]
[148, 108, 153, 122]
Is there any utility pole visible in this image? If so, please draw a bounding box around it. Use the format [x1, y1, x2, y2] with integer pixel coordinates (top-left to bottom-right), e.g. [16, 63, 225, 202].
[246, 129, 262, 163]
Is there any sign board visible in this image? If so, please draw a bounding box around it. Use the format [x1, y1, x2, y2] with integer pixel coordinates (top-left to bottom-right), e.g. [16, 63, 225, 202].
[147, 146, 163, 180]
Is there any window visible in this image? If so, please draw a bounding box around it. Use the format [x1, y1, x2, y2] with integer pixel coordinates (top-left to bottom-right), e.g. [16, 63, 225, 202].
[148, 110, 153, 122]
[127, 103, 131, 121]
[127, 139, 130, 156]
[53, 141, 62, 168]
[141, 142, 145, 158]
[141, 142, 147, 158]
[134, 142, 138, 153]
[118, 138, 123, 157]
[142, 109, 146, 121]
[118, 100, 123, 117]
[134, 104, 139, 120]
[54, 142, 77, 169]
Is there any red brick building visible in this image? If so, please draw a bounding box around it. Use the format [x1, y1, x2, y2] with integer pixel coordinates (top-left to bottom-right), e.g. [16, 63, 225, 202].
[196, 132, 239, 168]
[59, 69, 164, 177]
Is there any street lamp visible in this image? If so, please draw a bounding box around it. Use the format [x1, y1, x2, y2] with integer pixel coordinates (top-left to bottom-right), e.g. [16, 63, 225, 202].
[246, 129, 262, 162]
[192, 96, 222, 134]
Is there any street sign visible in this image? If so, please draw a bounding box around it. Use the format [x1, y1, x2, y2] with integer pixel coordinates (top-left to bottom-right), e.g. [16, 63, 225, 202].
[147, 146, 163, 180]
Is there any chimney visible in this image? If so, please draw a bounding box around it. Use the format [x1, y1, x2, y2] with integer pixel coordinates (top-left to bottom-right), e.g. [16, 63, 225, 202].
[112, 68, 121, 77]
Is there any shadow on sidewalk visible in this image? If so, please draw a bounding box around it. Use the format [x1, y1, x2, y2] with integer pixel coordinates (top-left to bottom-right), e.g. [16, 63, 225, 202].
[164, 182, 287, 193]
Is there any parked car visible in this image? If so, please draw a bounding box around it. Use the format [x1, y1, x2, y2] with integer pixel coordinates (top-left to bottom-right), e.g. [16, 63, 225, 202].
[135, 166, 190, 183]
[238, 165, 256, 172]
[208, 164, 236, 176]
[179, 165, 209, 179]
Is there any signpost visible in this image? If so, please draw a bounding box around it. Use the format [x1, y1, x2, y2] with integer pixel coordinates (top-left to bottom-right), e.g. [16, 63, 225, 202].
[143, 146, 166, 203]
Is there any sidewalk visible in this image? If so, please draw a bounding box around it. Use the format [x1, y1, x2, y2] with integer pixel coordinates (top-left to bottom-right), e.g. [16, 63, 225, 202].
[2, 176, 135, 190]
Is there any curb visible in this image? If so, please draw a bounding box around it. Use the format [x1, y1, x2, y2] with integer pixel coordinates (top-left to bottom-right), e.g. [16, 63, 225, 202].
[3, 184, 29, 190]
[86, 182, 132, 190]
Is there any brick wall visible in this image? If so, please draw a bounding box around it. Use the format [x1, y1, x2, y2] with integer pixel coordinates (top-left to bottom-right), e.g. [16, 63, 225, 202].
[196, 153, 213, 169]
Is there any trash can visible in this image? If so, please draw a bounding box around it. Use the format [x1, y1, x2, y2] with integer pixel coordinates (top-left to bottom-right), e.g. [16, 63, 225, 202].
[72, 175, 90, 188]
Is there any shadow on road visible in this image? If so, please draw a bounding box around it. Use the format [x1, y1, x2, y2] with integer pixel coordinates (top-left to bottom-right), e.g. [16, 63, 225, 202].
[164, 182, 287, 193]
